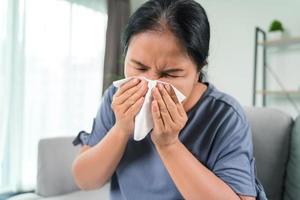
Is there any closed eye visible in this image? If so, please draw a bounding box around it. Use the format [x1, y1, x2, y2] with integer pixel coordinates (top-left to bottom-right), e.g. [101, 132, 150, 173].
[161, 73, 181, 78]
[136, 68, 148, 71]
[135, 67, 182, 78]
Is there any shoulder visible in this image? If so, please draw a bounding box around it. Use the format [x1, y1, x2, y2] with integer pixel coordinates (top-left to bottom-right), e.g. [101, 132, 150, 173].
[102, 84, 118, 104]
[202, 82, 248, 124]
[201, 83, 253, 151]
[95, 84, 118, 122]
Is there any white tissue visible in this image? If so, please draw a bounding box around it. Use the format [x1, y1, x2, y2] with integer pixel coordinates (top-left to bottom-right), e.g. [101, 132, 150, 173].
[113, 77, 186, 141]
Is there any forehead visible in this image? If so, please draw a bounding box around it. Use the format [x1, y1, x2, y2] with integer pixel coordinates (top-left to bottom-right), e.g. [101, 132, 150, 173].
[126, 30, 191, 67]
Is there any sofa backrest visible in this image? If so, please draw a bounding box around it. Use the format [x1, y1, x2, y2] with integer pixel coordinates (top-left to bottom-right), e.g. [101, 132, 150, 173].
[37, 137, 80, 197]
[244, 107, 293, 200]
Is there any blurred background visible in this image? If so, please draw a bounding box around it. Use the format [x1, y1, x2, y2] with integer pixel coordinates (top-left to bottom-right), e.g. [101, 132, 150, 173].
[0, 0, 300, 198]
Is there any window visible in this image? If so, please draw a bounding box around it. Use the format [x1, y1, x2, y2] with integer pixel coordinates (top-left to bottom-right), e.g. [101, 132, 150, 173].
[0, 0, 107, 192]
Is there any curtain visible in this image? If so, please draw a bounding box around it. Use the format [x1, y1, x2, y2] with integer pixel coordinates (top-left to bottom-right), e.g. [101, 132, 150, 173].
[102, 0, 130, 92]
[0, 0, 25, 193]
[0, 0, 107, 193]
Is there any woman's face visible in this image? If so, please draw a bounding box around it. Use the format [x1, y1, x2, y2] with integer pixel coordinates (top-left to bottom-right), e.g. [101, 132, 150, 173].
[124, 29, 200, 105]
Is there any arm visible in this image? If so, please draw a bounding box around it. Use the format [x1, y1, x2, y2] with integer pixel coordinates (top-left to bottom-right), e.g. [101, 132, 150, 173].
[156, 139, 255, 200]
[72, 78, 148, 190]
[72, 125, 130, 190]
[151, 83, 255, 200]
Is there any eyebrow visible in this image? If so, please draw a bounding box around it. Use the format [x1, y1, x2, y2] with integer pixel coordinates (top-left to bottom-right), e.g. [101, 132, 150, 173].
[131, 59, 184, 73]
[131, 59, 150, 69]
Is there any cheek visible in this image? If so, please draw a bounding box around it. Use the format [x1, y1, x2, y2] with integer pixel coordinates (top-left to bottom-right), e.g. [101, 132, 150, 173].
[124, 65, 136, 78]
[166, 80, 190, 97]
[169, 80, 193, 99]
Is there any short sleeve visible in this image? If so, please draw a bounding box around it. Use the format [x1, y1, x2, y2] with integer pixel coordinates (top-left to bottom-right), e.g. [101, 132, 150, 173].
[211, 109, 257, 196]
[86, 85, 116, 147]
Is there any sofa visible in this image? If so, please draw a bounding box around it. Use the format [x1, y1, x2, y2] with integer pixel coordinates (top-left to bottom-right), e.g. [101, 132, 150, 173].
[9, 107, 300, 200]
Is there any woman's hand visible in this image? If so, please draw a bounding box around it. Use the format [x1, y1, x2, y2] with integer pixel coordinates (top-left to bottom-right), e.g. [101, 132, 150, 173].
[150, 83, 188, 148]
[112, 78, 148, 137]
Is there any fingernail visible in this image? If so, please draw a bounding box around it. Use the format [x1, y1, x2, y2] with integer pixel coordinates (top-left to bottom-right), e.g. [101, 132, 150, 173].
[165, 84, 170, 91]
[158, 83, 163, 90]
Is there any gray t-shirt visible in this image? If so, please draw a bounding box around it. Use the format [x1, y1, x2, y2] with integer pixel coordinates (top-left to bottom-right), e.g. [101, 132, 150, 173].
[85, 82, 267, 200]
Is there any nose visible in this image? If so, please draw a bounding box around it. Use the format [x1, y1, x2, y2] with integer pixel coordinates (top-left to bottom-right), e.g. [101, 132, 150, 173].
[143, 71, 160, 81]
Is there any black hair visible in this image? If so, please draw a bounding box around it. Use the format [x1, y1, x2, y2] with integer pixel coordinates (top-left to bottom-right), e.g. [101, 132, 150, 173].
[122, 0, 210, 82]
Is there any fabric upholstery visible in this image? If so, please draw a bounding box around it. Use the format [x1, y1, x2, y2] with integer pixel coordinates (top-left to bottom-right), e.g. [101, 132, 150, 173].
[8, 184, 110, 200]
[244, 107, 293, 200]
[36, 137, 80, 197]
[284, 116, 300, 200]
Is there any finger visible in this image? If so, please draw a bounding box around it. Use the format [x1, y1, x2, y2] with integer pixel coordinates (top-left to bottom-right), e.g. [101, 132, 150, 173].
[157, 84, 181, 122]
[123, 82, 148, 113]
[115, 80, 147, 105]
[115, 78, 140, 97]
[164, 84, 185, 118]
[165, 84, 179, 104]
[151, 100, 164, 130]
[125, 96, 145, 116]
[152, 86, 173, 126]
[176, 103, 186, 117]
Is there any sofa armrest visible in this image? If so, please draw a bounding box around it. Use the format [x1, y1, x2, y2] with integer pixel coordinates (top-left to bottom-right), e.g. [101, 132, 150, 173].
[36, 137, 80, 197]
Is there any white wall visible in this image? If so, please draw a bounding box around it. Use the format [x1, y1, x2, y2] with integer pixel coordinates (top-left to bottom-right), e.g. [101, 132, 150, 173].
[130, 0, 300, 117]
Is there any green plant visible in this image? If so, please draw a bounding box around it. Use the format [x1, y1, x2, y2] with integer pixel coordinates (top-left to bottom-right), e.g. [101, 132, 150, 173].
[269, 20, 284, 32]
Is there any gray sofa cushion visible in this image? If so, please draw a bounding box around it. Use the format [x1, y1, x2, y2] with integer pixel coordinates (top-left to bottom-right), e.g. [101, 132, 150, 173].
[8, 183, 110, 200]
[41, 183, 110, 200]
[8, 193, 41, 200]
[37, 137, 80, 197]
[284, 116, 300, 200]
[244, 107, 293, 200]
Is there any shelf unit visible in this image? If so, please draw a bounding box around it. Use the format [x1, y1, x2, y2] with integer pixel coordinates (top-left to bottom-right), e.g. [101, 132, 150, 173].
[257, 36, 300, 46]
[252, 27, 300, 108]
[256, 90, 300, 96]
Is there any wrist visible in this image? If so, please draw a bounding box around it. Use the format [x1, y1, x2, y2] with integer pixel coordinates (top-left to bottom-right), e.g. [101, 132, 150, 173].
[153, 137, 181, 151]
[113, 124, 132, 140]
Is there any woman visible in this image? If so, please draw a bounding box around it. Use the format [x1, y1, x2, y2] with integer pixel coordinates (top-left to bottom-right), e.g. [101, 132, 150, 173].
[72, 0, 267, 199]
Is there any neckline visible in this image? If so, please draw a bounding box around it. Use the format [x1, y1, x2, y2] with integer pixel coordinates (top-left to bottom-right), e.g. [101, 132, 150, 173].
[186, 82, 212, 116]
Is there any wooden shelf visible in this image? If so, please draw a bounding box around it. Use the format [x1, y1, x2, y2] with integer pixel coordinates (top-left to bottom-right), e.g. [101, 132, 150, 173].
[256, 90, 300, 96]
[258, 36, 300, 46]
